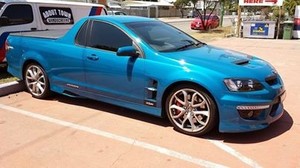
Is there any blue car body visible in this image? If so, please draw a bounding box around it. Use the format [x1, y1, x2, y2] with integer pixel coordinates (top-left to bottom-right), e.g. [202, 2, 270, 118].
[6, 16, 286, 134]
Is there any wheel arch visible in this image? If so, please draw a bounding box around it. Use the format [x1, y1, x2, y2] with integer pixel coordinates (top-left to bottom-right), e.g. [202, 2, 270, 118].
[21, 51, 50, 79]
[161, 81, 219, 120]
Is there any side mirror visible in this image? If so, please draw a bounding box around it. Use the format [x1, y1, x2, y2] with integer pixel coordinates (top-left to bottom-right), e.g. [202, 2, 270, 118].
[0, 16, 9, 26]
[117, 46, 139, 57]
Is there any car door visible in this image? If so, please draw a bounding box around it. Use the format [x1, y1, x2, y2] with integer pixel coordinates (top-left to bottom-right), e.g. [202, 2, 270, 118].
[83, 20, 146, 104]
[213, 16, 219, 28]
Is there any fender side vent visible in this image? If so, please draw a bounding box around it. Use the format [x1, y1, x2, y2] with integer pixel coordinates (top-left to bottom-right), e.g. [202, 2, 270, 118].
[145, 80, 158, 106]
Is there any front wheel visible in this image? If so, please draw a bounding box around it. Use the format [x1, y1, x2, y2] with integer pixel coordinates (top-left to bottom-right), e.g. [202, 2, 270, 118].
[165, 84, 217, 136]
[24, 63, 51, 99]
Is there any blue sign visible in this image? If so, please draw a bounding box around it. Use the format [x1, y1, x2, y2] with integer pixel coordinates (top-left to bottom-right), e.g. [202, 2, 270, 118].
[250, 23, 269, 36]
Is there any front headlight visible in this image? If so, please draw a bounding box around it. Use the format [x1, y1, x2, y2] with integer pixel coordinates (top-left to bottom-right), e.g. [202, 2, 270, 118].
[224, 79, 263, 92]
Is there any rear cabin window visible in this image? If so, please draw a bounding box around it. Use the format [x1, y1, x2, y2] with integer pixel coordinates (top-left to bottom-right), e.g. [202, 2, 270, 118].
[87, 21, 132, 52]
[1, 4, 33, 25]
[75, 21, 89, 46]
[213, 16, 219, 20]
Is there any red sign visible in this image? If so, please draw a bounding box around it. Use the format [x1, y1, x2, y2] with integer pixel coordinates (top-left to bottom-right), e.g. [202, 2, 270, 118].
[244, 0, 263, 3]
[239, 0, 283, 6]
[265, 0, 278, 3]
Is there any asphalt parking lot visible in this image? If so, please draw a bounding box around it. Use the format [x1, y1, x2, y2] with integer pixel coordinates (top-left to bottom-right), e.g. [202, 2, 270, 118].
[0, 38, 299, 168]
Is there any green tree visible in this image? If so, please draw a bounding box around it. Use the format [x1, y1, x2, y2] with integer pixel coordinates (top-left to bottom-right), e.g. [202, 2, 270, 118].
[224, 0, 238, 13]
[174, 0, 190, 18]
[284, 0, 300, 16]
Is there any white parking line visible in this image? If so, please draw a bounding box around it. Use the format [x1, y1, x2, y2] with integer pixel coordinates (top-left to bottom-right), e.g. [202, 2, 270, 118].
[0, 104, 227, 168]
[209, 140, 262, 168]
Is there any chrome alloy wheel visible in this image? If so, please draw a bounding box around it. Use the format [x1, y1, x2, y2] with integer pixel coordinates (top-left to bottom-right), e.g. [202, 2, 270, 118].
[168, 88, 211, 133]
[25, 65, 47, 97]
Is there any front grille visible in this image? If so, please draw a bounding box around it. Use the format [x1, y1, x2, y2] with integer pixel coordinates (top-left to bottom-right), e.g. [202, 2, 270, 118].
[265, 74, 278, 86]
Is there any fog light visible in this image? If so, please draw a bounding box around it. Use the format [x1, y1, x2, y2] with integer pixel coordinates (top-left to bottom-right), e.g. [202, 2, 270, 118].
[238, 110, 262, 119]
[237, 105, 270, 120]
[247, 110, 254, 118]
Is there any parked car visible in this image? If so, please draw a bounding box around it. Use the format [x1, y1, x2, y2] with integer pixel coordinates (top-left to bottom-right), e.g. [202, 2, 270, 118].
[187, 10, 199, 18]
[0, 0, 107, 64]
[190, 14, 220, 30]
[107, 10, 127, 15]
[6, 16, 286, 136]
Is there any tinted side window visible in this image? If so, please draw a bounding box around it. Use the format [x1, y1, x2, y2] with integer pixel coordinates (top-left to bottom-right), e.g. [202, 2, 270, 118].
[88, 21, 132, 52]
[2, 4, 33, 25]
[75, 21, 89, 46]
[115, 12, 126, 15]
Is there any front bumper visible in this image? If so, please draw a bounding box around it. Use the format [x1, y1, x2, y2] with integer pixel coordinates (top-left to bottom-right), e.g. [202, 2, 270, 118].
[218, 88, 286, 133]
[191, 23, 204, 30]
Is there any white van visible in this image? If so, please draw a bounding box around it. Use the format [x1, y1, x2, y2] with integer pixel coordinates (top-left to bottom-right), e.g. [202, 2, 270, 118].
[0, 0, 107, 63]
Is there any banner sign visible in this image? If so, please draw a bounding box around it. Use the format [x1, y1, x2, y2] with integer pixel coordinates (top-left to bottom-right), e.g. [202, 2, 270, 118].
[293, 6, 300, 38]
[40, 7, 74, 25]
[239, 0, 283, 6]
[250, 23, 269, 36]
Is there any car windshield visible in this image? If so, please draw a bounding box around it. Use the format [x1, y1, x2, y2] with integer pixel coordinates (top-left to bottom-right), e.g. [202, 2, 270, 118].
[197, 15, 215, 20]
[125, 21, 205, 52]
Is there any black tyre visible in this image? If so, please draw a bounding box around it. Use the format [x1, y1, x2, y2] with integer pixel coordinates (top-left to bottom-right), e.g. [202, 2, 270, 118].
[24, 63, 51, 99]
[165, 84, 217, 136]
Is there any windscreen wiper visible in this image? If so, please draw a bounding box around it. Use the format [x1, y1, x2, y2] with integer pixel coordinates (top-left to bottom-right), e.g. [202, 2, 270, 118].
[176, 43, 196, 51]
[176, 41, 206, 51]
[195, 41, 206, 46]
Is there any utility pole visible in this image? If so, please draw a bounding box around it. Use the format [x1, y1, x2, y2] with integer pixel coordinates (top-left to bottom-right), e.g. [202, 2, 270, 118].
[237, 5, 242, 37]
[276, 5, 282, 39]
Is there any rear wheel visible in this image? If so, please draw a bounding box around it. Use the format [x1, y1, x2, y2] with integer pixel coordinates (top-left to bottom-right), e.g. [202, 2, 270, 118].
[165, 84, 217, 136]
[24, 63, 51, 99]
